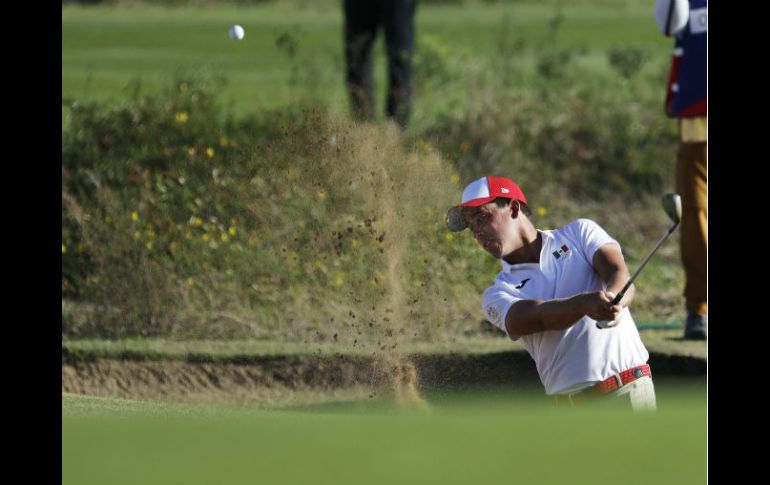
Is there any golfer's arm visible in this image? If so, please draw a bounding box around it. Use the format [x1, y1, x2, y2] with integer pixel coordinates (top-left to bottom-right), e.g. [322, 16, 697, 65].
[592, 243, 635, 308]
[504, 295, 590, 337]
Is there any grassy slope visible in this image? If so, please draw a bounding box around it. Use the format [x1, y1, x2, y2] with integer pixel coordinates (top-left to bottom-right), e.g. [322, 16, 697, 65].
[62, 1, 690, 329]
[62, 329, 707, 360]
[62, 392, 705, 485]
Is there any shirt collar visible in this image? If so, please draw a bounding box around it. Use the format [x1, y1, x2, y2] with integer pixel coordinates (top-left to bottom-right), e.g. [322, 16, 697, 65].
[499, 229, 553, 273]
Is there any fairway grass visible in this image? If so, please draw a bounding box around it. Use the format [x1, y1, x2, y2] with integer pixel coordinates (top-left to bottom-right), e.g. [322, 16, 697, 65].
[62, 390, 706, 485]
[62, 1, 670, 121]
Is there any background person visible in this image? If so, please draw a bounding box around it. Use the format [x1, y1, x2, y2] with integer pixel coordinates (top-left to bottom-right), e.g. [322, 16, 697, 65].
[343, 0, 417, 127]
[654, 0, 707, 340]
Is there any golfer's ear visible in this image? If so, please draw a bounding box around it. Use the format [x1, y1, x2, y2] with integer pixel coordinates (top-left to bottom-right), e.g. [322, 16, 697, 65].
[510, 199, 520, 217]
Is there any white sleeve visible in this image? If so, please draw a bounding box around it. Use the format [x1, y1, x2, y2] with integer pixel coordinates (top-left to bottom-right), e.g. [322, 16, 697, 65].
[654, 0, 689, 36]
[569, 219, 620, 263]
[482, 284, 520, 341]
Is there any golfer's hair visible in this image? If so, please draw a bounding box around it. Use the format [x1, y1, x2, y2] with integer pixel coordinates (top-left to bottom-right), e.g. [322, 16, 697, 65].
[494, 197, 532, 216]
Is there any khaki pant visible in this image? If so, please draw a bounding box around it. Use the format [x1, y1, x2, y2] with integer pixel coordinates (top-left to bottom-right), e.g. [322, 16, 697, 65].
[676, 117, 708, 316]
[612, 376, 657, 411]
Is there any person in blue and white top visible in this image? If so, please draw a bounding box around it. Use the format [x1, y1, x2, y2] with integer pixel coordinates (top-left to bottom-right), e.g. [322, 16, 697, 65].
[446, 176, 655, 410]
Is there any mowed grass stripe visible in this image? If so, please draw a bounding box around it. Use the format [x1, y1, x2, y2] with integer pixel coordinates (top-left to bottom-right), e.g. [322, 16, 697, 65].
[62, 329, 706, 361]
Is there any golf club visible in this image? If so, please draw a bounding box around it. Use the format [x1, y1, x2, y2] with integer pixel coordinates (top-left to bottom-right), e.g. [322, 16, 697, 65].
[596, 193, 682, 329]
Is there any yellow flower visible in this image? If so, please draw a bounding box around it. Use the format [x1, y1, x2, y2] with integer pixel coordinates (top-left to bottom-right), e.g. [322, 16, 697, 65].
[450, 174, 460, 185]
[424, 206, 435, 217]
[175, 112, 189, 123]
[334, 274, 345, 287]
[145, 241, 153, 251]
[131, 211, 139, 221]
[186, 277, 194, 286]
[202, 233, 211, 242]
[219, 136, 230, 147]
[187, 147, 195, 156]
[317, 190, 326, 200]
[228, 226, 236, 236]
[185, 231, 193, 240]
[180, 83, 188, 93]
[536, 206, 548, 217]
[285, 168, 299, 181]
[445, 233, 454, 242]
[61, 244, 67, 254]
[220, 233, 229, 242]
[192, 217, 203, 226]
[206, 147, 215, 158]
[134, 231, 142, 240]
[351, 238, 359, 248]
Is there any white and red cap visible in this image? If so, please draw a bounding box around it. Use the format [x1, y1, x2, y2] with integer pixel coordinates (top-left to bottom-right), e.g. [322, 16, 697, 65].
[446, 176, 528, 232]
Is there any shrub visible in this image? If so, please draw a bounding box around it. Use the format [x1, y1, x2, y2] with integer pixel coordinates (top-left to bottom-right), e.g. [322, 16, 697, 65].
[62, 77, 489, 340]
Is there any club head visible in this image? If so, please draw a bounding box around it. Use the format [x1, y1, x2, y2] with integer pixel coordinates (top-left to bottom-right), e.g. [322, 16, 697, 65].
[596, 318, 620, 329]
[662, 193, 682, 226]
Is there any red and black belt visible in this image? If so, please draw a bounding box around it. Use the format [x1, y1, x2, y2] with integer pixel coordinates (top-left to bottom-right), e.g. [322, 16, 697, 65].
[592, 364, 651, 394]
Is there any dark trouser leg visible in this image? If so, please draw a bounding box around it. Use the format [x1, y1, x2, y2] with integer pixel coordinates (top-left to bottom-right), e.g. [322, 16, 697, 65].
[381, 0, 416, 127]
[675, 140, 708, 317]
[344, 0, 378, 122]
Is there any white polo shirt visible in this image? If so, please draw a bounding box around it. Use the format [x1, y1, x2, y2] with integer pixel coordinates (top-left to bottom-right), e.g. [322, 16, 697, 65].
[482, 219, 650, 395]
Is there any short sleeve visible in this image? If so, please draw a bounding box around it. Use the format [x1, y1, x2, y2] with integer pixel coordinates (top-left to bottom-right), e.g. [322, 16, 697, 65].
[569, 219, 620, 263]
[482, 284, 520, 341]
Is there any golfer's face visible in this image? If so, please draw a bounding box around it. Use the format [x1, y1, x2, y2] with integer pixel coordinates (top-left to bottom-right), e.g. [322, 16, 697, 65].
[464, 203, 510, 259]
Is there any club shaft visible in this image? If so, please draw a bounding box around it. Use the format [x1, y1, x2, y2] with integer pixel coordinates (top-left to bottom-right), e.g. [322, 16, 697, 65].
[610, 224, 678, 305]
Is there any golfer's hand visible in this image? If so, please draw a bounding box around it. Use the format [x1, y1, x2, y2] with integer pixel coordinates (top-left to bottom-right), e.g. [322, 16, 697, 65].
[583, 291, 622, 322]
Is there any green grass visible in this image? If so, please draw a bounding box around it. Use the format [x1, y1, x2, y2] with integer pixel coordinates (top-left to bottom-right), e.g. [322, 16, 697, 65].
[62, 1, 670, 121]
[62, 390, 706, 485]
[62, 328, 706, 361]
[61, 0, 694, 337]
[62, 335, 515, 358]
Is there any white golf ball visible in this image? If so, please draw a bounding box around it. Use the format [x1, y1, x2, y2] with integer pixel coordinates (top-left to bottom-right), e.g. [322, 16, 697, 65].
[228, 25, 245, 41]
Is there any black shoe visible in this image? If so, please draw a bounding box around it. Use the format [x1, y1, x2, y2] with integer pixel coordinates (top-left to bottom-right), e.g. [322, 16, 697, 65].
[684, 313, 707, 340]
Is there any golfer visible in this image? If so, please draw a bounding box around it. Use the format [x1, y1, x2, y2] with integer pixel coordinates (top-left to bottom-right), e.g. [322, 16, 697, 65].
[446, 176, 656, 410]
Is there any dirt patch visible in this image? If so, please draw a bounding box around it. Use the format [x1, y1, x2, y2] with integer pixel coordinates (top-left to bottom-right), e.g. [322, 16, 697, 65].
[61, 354, 429, 407]
[63, 355, 371, 405]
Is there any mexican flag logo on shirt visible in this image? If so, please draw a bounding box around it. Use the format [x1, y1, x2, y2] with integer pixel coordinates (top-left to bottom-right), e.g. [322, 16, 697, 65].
[552, 244, 570, 259]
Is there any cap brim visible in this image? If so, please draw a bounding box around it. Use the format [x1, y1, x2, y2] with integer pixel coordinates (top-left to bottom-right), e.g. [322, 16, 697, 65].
[446, 206, 468, 232]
